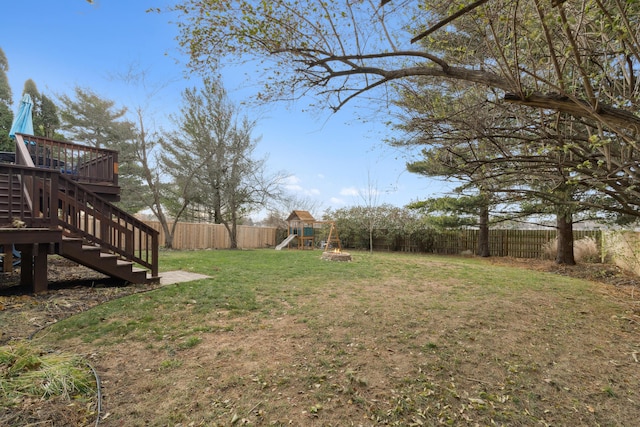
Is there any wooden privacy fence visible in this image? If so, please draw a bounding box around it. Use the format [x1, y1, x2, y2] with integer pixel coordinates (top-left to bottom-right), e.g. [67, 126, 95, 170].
[143, 221, 277, 250]
[141, 221, 604, 260]
[373, 229, 602, 259]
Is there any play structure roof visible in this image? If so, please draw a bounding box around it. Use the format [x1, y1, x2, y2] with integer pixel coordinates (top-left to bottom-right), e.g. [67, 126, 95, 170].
[286, 210, 315, 222]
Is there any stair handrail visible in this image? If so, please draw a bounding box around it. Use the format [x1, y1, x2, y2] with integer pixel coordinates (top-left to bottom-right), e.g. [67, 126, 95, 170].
[14, 134, 36, 168]
[57, 174, 158, 277]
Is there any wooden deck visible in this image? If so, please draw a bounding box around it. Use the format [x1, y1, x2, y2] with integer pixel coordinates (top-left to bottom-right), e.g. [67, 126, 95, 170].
[0, 134, 159, 293]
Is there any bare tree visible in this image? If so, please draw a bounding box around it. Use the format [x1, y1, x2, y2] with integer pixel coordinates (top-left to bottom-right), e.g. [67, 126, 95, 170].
[162, 80, 287, 248]
[103, 65, 197, 246]
[263, 194, 322, 228]
[358, 170, 382, 253]
[128, 108, 196, 249]
[171, 0, 640, 131]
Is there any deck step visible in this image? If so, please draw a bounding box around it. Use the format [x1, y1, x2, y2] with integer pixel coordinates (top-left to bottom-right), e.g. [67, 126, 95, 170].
[58, 237, 150, 284]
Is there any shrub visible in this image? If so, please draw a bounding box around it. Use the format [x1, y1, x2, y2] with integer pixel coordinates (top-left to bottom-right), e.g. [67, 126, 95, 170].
[601, 231, 640, 274]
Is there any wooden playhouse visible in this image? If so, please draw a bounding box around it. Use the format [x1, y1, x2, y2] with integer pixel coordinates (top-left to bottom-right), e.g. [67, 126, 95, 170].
[284, 210, 316, 249]
[275, 210, 341, 251]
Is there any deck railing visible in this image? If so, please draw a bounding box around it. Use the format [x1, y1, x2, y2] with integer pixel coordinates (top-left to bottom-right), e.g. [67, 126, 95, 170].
[15, 133, 118, 186]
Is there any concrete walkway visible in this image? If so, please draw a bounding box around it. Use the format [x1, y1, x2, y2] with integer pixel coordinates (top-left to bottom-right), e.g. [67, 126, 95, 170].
[159, 271, 211, 286]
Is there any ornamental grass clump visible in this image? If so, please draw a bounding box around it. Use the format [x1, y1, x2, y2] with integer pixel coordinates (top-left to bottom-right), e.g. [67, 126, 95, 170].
[543, 236, 601, 262]
[0, 341, 94, 406]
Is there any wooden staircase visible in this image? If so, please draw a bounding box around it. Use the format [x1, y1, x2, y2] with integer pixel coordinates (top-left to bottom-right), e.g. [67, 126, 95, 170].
[59, 237, 149, 284]
[0, 134, 159, 292]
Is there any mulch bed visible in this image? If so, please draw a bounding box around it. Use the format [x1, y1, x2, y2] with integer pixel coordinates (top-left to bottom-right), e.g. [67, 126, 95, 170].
[0, 256, 160, 344]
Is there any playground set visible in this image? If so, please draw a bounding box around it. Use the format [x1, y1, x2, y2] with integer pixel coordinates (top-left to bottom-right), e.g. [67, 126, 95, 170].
[275, 210, 342, 251]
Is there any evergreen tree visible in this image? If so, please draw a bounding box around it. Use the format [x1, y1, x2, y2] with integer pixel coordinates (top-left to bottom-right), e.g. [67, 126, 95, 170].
[0, 48, 13, 151]
[0, 48, 11, 105]
[58, 85, 144, 213]
[58, 86, 132, 148]
[38, 95, 61, 138]
[22, 79, 60, 138]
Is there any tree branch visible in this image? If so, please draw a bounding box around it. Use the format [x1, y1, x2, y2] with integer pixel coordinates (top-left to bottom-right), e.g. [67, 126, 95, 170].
[503, 92, 640, 134]
[409, 0, 491, 44]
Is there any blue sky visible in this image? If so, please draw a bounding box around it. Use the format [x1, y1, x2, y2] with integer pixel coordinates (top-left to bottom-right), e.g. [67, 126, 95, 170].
[3, 0, 452, 218]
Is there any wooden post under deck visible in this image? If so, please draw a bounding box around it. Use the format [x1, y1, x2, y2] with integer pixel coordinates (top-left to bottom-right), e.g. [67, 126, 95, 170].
[1, 229, 61, 294]
[2, 245, 12, 273]
[17, 244, 33, 290]
[15, 243, 49, 294]
[34, 243, 49, 293]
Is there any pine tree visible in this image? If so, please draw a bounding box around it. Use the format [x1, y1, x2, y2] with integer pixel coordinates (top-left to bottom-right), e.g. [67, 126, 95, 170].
[0, 48, 14, 151]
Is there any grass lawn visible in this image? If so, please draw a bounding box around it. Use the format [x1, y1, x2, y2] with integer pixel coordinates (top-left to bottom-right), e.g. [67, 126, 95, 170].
[14, 250, 640, 425]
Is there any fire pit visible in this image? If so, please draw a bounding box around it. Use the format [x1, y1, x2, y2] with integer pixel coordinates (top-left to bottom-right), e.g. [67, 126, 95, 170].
[321, 250, 352, 262]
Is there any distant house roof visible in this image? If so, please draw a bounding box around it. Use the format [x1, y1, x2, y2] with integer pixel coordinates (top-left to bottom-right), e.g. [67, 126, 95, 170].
[286, 210, 315, 222]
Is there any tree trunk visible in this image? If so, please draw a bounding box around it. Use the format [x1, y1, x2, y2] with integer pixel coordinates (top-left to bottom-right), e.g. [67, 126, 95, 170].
[369, 226, 373, 253]
[156, 211, 174, 249]
[229, 202, 239, 249]
[477, 204, 490, 257]
[166, 219, 182, 250]
[164, 231, 174, 249]
[213, 187, 223, 224]
[555, 212, 575, 265]
[230, 223, 238, 249]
